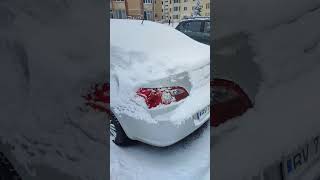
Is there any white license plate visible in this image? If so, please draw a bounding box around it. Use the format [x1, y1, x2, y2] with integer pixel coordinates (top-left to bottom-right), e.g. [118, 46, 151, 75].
[282, 135, 320, 180]
[194, 105, 210, 122]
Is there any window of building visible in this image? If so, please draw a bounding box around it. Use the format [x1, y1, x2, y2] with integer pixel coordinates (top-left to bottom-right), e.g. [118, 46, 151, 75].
[144, 11, 153, 20]
[113, 9, 127, 19]
[184, 0, 188, 2]
[173, 0, 179, 3]
[184, 7, 187, 11]
[144, 0, 153, 3]
[173, 15, 179, 19]
[174, 7, 179, 11]
[206, 3, 210, 9]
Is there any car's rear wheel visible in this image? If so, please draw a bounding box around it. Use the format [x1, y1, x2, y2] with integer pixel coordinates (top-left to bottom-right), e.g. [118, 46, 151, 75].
[110, 113, 131, 146]
[0, 151, 22, 180]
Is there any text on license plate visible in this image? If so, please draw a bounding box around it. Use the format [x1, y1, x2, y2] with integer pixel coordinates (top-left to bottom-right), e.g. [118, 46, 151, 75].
[196, 105, 210, 120]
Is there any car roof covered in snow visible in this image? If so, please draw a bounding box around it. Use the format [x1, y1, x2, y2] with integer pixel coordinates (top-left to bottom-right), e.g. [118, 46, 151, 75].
[110, 19, 209, 78]
[180, 16, 210, 22]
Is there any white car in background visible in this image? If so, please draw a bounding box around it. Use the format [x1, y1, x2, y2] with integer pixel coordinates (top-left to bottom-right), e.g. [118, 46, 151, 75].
[110, 19, 210, 147]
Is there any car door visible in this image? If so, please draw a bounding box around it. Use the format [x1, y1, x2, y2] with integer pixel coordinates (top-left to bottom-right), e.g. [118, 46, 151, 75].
[193, 20, 210, 45]
[177, 20, 204, 43]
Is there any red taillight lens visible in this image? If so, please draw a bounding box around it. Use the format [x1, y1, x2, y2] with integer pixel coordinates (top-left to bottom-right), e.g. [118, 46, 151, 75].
[211, 79, 253, 127]
[136, 86, 189, 109]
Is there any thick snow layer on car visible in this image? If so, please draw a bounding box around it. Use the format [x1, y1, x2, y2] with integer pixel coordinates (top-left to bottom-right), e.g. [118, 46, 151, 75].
[110, 19, 209, 86]
[110, 123, 210, 180]
[111, 19, 209, 77]
[111, 19, 210, 125]
[212, 1, 320, 179]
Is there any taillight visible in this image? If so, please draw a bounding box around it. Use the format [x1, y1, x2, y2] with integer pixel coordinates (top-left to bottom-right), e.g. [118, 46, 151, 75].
[211, 79, 252, 107]
[211, 86, 239, 105]
[136, 86, 189, 109]
[211, 79, 253, 127]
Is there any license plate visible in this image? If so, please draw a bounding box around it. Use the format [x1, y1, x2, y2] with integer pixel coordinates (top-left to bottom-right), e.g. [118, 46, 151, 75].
[282, 134, 320, 180]
[194, 105, 210, 123]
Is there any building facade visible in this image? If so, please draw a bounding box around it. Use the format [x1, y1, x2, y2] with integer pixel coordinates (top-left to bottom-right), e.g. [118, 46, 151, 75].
[110, 0, 210, 21]
[202, 0, 210, 17]
[168, 0, 210, 21]
[111, 0, 127, 19]
[154, 0, 163, 21]
[143, 0, 154, 20]
[162, 0, 170, 20]
[127, 0, 143, 19]
[111, 0, 162, 21]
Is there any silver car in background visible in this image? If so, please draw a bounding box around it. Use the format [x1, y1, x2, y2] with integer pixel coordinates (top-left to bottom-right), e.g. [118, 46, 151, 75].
[110, 19, 210, 147]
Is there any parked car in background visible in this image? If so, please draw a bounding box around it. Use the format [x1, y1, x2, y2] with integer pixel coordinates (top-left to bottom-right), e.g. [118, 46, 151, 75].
[176, 17, 210, 45]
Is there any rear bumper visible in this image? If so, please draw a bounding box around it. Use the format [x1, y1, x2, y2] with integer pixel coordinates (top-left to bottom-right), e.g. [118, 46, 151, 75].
[116, 109, 210, 147]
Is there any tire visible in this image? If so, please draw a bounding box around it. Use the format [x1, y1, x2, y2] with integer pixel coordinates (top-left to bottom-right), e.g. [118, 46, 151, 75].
[0, 151, 22, 180]
[110, 113, 131, 146]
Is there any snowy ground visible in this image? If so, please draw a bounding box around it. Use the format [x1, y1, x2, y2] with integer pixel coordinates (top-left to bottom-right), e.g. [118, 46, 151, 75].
[110, 122, 210, 180]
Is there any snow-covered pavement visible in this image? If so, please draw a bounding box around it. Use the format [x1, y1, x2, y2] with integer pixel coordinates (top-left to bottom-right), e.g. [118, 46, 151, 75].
[110, 122, 210, 180]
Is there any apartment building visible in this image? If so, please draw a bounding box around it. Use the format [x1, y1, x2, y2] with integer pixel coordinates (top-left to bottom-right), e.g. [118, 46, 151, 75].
[111, 0, 163, 21]
[202, 0, 210, 16]
[154, 0, 163, 21]
[143, 0, 154, 20]
[127, 0, 143, 19]
[162, 0, 170, 20]
[168, 0, 210, 21]
[111, 0, 127, 19]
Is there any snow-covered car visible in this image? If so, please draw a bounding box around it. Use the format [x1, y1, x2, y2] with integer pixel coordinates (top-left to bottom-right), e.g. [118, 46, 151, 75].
[110, 19, 210, 147]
